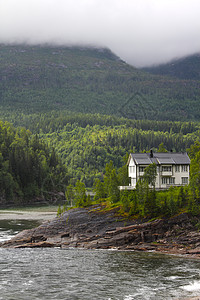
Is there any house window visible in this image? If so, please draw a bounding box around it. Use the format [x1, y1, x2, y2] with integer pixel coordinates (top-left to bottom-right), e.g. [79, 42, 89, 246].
[181, 165, 188, 172]
[162, 177, 175, 185]
[139, 166, 146, 173]
[162, 177, 168, 184]
[129, 166, 135, 173]
[182, 177, 188, 184]
[175, 165, 180, 172]
[162, 166, 172, 172]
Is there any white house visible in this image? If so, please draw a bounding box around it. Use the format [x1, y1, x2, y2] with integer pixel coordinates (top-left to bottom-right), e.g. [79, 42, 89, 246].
[126, 151, 190, 190]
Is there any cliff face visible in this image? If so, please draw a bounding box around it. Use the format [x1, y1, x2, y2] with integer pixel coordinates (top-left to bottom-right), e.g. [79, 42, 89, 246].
[1, 205, 200, 257]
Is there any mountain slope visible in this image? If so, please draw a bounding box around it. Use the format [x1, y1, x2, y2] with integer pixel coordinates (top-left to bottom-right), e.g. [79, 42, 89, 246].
[1, 44, 200, 121]
[142, 53, 200, 80]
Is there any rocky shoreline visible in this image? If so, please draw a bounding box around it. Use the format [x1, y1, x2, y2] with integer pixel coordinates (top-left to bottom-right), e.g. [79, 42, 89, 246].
[1, 205, 200, 258]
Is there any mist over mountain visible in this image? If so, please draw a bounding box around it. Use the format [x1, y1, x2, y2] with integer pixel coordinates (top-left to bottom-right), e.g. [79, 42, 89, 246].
[1, 0, 200, 67]
[142, 53, 200, 80]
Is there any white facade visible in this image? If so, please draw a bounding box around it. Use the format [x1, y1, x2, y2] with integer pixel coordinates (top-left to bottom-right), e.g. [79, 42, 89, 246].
[127, 152, 190, 190]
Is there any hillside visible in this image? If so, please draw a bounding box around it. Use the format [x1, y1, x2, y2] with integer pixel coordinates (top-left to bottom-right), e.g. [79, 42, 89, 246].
[143, 53, 200, 80]
[1, 44, 200, 122]
[0, 110, 198, 187]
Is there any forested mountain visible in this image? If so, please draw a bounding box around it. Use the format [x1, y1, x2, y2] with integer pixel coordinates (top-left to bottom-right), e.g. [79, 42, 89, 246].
[1, 44, 200, 202]
[1, 44, 200, 121]
[143, 53, 200, 80]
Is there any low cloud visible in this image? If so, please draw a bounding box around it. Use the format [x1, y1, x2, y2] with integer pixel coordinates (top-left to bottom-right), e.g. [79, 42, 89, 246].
[0, 0, 200, 67]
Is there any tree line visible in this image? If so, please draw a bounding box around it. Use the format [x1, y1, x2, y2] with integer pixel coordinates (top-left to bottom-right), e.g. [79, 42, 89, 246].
[0, 121, 68, 205]
[2, 110, 197, 188]
[40, 119, 198, 187]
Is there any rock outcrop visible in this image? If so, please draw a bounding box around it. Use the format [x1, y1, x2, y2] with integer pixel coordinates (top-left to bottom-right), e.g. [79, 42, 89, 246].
[1, 205, 200, 257]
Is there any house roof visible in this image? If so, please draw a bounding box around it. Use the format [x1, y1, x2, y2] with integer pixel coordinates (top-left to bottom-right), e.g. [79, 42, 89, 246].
[129, 152, 190, 165]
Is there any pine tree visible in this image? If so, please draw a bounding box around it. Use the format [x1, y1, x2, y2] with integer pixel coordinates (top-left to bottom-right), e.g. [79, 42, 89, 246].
[93, 179, 105, 201]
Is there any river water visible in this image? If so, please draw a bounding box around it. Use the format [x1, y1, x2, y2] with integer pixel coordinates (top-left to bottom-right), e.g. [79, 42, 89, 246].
[1, 220, 200, 299]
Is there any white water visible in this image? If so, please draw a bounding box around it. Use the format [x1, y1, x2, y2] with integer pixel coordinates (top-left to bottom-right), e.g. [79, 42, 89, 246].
[1, 220, 200, 299]
[183, 280, 200, 292]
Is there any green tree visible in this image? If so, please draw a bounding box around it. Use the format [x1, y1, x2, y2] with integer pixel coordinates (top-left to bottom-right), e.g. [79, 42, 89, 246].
[157, 143, 168, 152]
[108, 169, 120, 203]
[104, 161, 115, 196]
[74, 180, 87, 207]
[143, 189, 157, 217]
[93, 179, 105, 201]
[117, 164, 129, 186]
[143, 163, 157, 188]
[129, 191, 139, 215]
[65, 184, 75, 206]
[189, 150, 200, 202]
[120, 189, 130, 212]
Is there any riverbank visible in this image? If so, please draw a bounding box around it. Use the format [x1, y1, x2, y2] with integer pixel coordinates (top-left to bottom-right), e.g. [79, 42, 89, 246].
[0, 210, 57, 221]
[1, 204, 200, 259]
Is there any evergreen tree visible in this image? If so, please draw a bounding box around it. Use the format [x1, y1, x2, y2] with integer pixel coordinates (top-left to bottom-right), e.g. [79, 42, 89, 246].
[157, 143, 168, 152]
[65, 184, 75, 207]
[74, 180, 87, 207]
[107, 169, 120, 203]
[120, 189, 130, 212]
[143, 163, 157, 188]
[93, 179, 105, 201]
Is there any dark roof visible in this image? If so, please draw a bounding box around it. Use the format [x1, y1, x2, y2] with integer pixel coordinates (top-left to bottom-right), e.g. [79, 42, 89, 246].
[130, 152, 190, 165]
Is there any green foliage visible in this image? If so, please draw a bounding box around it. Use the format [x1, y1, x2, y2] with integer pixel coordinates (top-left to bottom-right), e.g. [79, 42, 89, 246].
[93, 161, 121, 204]
[0, 121, 68, 205]
[117, 164, 129, 186]
[12, 111, 196, 188]
[93, 179, 105, 201]
[188, 141, 200, 203]
[120, 190, 130, 212]
[143, 163, 157, 188]
[96, 144, 200, 219]
[143, 189, 158, 217]
[1, 44, 200, 122]
[1, 43, 200, 217]
[57, 205, 62, 217]
[62, 181, 91, 210]
[128, 191, 139, 215]
[74, 180, 88, 207]
[108, 169, 120, 203]
[104, 161, 120, 203]
[157, 143, 168, 153]
[57, 140, 200, 219]
[65, 184, 75, 207]
[187, 198, 200, 216]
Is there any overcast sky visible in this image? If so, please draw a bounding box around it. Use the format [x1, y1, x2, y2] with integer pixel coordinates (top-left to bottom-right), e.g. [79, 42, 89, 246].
[0, 0, 200, 67]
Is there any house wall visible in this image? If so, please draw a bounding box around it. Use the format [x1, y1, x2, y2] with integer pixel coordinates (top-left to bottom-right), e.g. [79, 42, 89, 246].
[128, 160, 190, 189]
[156, 165, 161, 188]
[128, 157, 137, 188]
[158, 164, 190, 189]
[173, 165, 190, 185]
